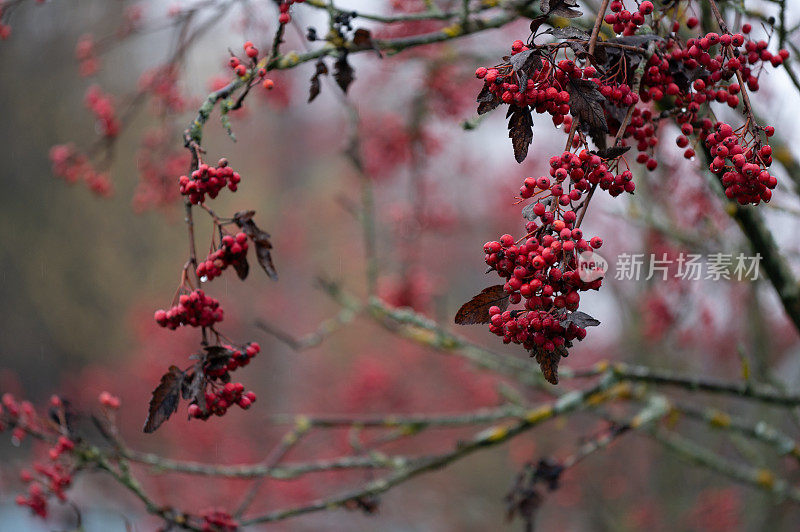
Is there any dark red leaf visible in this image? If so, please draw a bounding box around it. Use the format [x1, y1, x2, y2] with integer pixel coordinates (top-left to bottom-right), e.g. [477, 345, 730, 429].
[233, 257, 249, 280]
[308, 58, 329, 103]
[143, 366, 184, 433]
[334, 54, 355, 93]
[233, 210, 278, 280]
[507, 105, 534, 163]
[567, 78, 608, 135]
[455, 284, 510, 325]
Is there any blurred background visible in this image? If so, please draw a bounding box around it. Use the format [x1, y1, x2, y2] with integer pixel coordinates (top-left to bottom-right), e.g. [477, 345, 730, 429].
[2, 0, 800, 530]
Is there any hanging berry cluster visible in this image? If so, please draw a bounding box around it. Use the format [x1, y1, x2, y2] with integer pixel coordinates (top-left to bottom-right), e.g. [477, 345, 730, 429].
[179, 158, 242, 205]
[458, 0, 786, 382]
[143, 42, 279, 433]
[1, 394, 76, 519]
[197, 232, 249, 281]
[154, 290, 224, 330]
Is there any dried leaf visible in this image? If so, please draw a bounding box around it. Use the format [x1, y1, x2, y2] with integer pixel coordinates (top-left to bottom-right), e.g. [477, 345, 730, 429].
[522, 203, 537, 222]
[531, 346, 562, 384]
[333, 53, 355, 93]
[203, 345, 233, 373]
[455, 284, 510, 325]
[510, 49, 543, 96]
[592, 145, 630, 160]
[560, 310, 601, 328]
[143, 366, 184, 433]
[529, 14, 549, 34]
[233, 257, 249, 280]
[353, 28, 373, 47]
[477, 84, 501, 115]
[540, 0, 582, 18]
[308, 58, 328, 103]
[612, 34, 664, 47]
[545, 27, 591, 41]
[507, 105, 534, 163]
[567, 78, 608, 135]
[234, 210, 278, 280]
[505, 458, 564, 531]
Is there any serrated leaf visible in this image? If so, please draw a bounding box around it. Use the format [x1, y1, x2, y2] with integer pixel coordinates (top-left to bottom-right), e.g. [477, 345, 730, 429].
[308, 58, 329, 103]
[545, 27, 591, 41]
[560, 310, 601, 328]
[531, 346, 562, 384]
[522, 203, 537, 221]
[477, 84, 501, 115]
[455, 284, 510, 325]
[143, 366, 184, 433]
[509, 49, 543, 95]
[333, 54, 355, 93]
[507, 105, 534, 163]
[567, 78, 608, 135]
[234, 210, 278, 280]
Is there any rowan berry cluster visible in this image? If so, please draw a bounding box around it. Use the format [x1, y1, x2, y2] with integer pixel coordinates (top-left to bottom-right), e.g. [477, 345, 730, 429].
[483, 214, 603, 352]
[84, 85, 119, 138]
[277, 0, 304, 25]
[49, 144, 114, 197]
[188, 383, 257, 419]
[154, 290, 223, 330]
[201, 509, 239, 532]
[476, 48, 578, 127]
[16, 439, 75, 518]
[197, 232, 249, 281]
[2, 394, 75, 519]
[707, 121, 776, 204]
[520, 149, 635, 203]
[229, 41, 275, 92]
[631, 27, 786, 199]
[1, 393, 38, 443]
[179, 158, 241, 205]
[603, 0, 652, 36]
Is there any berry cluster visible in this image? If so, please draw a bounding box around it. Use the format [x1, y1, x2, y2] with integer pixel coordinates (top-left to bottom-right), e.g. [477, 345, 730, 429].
[84, 85, 119, 138]
[197, 232, 249, 281]
[3, 395, 75, 520]
[154, 290, 223, 330]
[520, 149, 635, 204]
[188, 382, 257, 419]
[178, 158, 241, 205]
[476, 51, 575, 127]
[603, 0, 652, 36]
[483, 215, 603, 354]
[277, 0, 304, 25]
[229, 41, 275, 91]
[707, 121, 776, 204]
[17, 448, 75, 519]
[1, 393, 38, 443]
[49, 144, 114, 197]
[631, 29, 786, 198]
